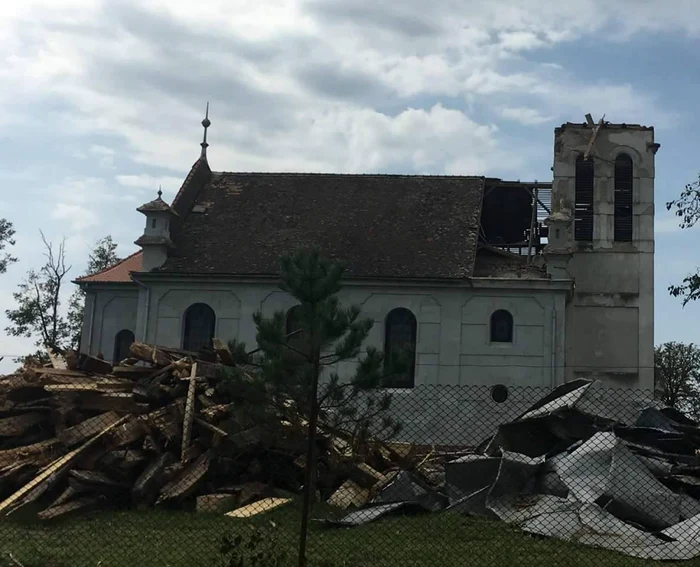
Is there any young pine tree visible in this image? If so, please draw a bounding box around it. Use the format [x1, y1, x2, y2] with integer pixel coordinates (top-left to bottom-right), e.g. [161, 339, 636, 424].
[219, 249, 404, 449]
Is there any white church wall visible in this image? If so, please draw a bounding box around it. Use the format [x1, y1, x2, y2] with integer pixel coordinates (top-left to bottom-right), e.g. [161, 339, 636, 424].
[97, 277, 570, 445]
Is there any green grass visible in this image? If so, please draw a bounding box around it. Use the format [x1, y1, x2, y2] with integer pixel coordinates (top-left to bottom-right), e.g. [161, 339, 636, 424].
[0, 502, 696, 567]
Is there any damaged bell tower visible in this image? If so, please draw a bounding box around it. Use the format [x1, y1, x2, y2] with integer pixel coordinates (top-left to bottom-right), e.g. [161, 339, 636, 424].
[545, 116, 658, 390]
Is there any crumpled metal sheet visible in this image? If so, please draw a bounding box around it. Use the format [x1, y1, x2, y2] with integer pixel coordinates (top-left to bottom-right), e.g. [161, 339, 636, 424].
[320, 502, 430, 527]
[556, 431, 682, 530]
[371, 470, 447, 512]
[522, 502, 700, 560]
[323, 471, 446, 527]
[516, 379, 593, 421]
[444, 455, 500, 503]
[322, 379, 700, 560]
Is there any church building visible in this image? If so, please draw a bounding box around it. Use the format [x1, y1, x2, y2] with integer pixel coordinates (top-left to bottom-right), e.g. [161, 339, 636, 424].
[75, 112, 658, 430]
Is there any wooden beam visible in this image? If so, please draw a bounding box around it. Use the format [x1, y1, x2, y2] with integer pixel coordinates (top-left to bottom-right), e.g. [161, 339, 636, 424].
[0, 415, 128, 515]
[583, 115, 605, 160]
[181, 362, 198, 463]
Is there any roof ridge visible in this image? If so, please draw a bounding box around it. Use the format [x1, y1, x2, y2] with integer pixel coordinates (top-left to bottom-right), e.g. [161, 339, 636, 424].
[211, 171, 487, 180]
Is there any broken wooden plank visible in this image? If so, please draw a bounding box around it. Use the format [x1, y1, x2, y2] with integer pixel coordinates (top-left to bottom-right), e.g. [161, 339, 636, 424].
[130, 343, 172, 367]
[65, 392, 149, 414]
[132, 452, 174, 505]
[212, 338, 235, 366]
[583, 115, 605, 160]
[327, 479, 369, 509]
[0, 439, 61, 469]
[47, 348, 67, 370]
[194, 417, 228, 438]
[350, 462, 386, 489]
[77, 353, 113, 375]
[65, 350, 79, 371]
[38, 496, 100, 520]
[58, 412, 122, 447]
[0, 414, 129, 515]
[27, 368, 91, 380]
[196, 493, 238, 513]
[111, 366, 157, 379]
[180, 363, 197, 463]
[157, 452, 210, 503]
[108, 416, 147, 448]
[0, 413, 45, 437]
[49, 484, 80, 507]
[199, 404, 232, 422]
[194, 360, 222, 379]
[69, 469, 128, 491]
[44, 383, 133, 393]
[226, 498, 291, 518]
[99, 449, 147, 477]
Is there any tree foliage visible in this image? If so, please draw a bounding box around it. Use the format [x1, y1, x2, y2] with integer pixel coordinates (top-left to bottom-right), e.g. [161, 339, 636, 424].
[655, 341, 700, 418]
[5, 233, 71, 363]
[218, 249, 403, 450]
[666, 176, 700, 304]
[0, 218, 17, 275]
[5, 234, 120, 363]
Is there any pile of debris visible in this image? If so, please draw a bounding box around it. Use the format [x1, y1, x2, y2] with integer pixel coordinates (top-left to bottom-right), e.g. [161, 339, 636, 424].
[0, 341, 435, 521]
[328, 380, 700, 561]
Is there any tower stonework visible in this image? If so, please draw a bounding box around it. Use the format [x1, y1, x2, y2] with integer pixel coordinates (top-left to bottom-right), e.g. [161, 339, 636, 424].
[545, 122, 657, 390]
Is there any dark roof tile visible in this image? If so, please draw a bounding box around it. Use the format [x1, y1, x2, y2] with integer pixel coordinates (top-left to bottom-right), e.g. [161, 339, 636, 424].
[159, 172, 485, 279]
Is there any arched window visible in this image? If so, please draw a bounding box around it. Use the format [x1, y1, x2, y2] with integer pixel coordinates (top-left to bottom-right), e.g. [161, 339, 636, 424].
[490, 310, 513, 343]
[113, 329, 135, 364]
[384, 308, 417, 388]
[182, 303, 216, 352]
[574, 155, 594, 241]
[614, 154, 633, 242]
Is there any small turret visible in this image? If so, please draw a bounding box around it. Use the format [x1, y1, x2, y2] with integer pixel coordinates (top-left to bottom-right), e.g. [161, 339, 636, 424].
[135, 187, 178, 271]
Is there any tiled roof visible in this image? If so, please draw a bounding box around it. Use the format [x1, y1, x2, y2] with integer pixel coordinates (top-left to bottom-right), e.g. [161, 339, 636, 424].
[159, 172, 485, 280]
[75, 251, 142, 283]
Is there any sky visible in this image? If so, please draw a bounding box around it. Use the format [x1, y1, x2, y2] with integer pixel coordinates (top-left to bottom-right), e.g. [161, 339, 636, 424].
[1, 0, 700, 374]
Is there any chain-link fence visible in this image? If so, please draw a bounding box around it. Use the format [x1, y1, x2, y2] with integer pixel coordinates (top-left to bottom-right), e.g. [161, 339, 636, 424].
[0, 348, 697, 566]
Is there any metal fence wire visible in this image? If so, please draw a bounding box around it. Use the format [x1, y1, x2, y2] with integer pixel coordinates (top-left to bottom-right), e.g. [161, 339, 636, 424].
[0, 346, 699, 566]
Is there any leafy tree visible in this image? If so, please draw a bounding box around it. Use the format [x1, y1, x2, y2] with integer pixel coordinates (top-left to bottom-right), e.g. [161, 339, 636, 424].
[66, 236, 120, 350]
[666, 177, 700, 304]
[0, 218, 17, 275]
[5, 234, 120, 363]
[654, 341, 700, 418]
[5, 233, 71, 363]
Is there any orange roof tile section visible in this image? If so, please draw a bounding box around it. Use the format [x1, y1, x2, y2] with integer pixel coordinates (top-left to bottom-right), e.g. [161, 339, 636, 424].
[76, 251, 142, 283]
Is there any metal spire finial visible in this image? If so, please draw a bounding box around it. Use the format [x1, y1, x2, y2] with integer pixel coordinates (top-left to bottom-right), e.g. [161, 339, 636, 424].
[200, 102, 210, 159]
[157, 185, 162, 199]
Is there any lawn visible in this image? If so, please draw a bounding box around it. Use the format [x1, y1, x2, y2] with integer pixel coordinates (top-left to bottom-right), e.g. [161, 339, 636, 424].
[0, 502, 696, 567]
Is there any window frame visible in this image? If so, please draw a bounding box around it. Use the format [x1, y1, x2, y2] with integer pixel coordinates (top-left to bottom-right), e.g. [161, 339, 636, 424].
[574, 155, 595, 242]
[113, 329, 135, 364]
[383, 307, 417, 389]
[182, 302, 216, 352]
[614, 153, 634, 242]
[490, 309, 514, 344]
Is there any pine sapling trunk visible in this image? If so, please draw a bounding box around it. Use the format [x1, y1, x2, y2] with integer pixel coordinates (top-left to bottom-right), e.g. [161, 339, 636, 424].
[297, 345, 321, 567]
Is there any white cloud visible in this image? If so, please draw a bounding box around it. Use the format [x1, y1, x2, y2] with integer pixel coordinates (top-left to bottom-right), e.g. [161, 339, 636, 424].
[501, 107, 553, 126]
[51, 203, 98, 232]
[0, 0, 698, 362]
[116, 174, 184, 194]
